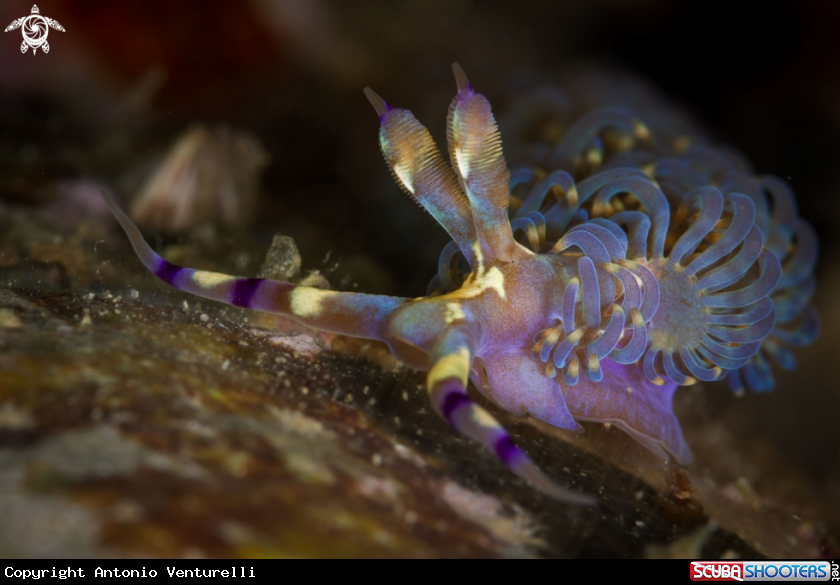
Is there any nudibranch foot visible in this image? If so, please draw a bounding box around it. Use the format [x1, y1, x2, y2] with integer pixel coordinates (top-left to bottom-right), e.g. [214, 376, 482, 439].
[561, 360, 692, 465]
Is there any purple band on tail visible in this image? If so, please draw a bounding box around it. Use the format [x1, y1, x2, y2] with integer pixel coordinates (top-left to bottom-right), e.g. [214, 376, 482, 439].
[231, 278, 262, 308]
[154, 260, 184, 286]
[493, 435, 520, 465]
[439, 389, 471, 424]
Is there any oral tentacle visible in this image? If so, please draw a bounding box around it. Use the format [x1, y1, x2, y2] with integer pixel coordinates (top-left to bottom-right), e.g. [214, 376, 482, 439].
[431, 330, 576, 499]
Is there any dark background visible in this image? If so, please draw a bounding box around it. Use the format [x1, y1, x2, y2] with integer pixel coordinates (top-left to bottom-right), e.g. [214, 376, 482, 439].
[2, 0, 837, 286]
[1, 0, 838, 540]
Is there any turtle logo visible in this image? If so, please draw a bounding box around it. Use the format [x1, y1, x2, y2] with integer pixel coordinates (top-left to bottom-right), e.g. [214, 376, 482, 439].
[5, 5, 65, 55]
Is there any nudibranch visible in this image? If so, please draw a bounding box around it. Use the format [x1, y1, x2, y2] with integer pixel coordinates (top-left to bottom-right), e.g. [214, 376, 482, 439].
[102, 64, 818, 504]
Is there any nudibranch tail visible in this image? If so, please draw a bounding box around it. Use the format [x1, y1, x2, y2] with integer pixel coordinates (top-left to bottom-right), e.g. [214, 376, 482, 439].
[447, 63, 521, 264]
[101, 192, 403, 340]
[366, 87, 478, 269]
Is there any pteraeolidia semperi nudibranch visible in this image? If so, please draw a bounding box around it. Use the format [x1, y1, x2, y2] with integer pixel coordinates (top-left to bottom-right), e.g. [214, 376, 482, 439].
[101, 64, 818, 504]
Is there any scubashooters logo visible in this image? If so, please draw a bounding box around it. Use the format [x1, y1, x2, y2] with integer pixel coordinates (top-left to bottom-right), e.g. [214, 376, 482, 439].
[4, 5, 65, 54]
[691, 561, 835, 582]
